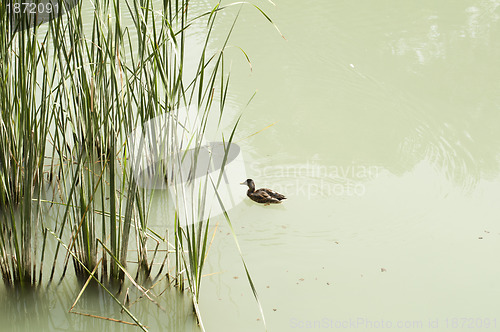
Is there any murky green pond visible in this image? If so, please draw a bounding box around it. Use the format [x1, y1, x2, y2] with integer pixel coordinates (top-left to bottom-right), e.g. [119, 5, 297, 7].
[198, 1, 500, 331]
[4, 0, 500, 331]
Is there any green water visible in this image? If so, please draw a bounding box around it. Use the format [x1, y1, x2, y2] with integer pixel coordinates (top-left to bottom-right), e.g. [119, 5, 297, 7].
[197, 1, 500, 331]
[4, 0, 500, 331]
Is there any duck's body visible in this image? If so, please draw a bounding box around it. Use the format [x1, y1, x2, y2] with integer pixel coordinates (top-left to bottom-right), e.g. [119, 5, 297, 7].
[241, 179, 286, 205]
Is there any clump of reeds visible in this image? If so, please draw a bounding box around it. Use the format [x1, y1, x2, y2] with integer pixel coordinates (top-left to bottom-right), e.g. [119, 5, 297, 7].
[0, 1, 54, 287]
[0, 0, 277, 328]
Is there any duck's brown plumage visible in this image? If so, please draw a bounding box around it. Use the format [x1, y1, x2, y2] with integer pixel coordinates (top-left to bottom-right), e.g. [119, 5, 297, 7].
[241, 179, 286, 205]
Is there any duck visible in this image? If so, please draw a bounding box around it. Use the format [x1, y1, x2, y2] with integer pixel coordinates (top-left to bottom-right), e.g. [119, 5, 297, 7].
[240, 179, 286, 205]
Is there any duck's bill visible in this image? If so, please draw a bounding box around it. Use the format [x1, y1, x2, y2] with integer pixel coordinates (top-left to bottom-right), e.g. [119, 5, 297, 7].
[240, 182, 246, 185]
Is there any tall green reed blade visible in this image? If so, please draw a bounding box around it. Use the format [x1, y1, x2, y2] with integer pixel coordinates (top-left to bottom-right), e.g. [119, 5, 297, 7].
[211, 178, 267, 331]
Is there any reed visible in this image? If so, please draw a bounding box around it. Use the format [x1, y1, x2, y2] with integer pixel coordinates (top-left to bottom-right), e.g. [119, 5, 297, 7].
[0, 0, 276, 328]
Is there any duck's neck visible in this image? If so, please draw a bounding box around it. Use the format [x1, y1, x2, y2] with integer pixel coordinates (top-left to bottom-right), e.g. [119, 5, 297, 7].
[247, 182, 255, 194]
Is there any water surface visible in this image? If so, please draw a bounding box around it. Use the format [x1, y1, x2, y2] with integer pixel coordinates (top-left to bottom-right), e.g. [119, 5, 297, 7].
[196, 1, 500, 331]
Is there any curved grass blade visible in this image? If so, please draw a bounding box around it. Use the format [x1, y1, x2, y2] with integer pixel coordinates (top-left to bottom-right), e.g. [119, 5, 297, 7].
[210, 178, 267, 331]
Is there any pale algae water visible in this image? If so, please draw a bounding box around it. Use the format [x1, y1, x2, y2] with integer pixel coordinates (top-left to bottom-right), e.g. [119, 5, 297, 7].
[197, 1, 500, 332]
[3, 0, 500, 331]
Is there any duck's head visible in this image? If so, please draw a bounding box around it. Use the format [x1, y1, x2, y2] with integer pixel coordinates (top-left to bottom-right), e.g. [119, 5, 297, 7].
[240, 179, 255, 188]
